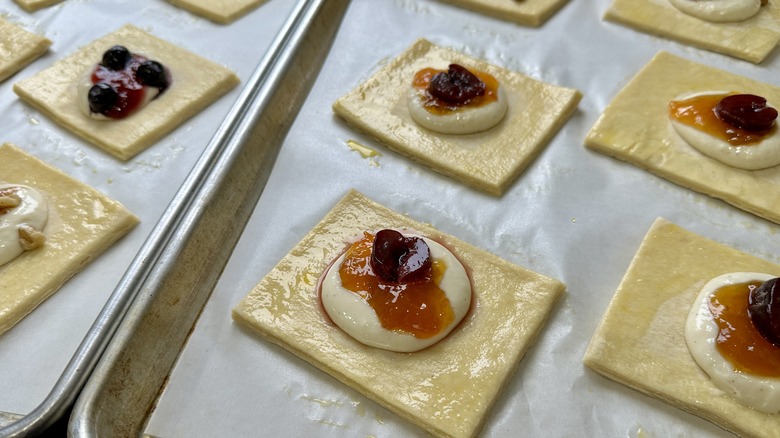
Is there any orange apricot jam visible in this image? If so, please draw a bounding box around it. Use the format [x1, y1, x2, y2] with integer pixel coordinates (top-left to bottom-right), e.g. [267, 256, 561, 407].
[412, 67, 500, 115]
[338, 232, 453, 339]
[709, 281, 780, 377]
[669, 93, 776, 146]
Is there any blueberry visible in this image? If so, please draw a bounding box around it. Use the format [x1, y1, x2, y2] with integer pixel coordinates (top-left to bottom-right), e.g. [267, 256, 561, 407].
[102, 45, 131, 71]
[136, 60, 168, 89]
[88, 83, 117, 114]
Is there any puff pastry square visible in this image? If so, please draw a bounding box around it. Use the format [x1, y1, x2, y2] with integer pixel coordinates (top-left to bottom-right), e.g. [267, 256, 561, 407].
[0, 143, 139, 336]
[13, 24, 240, 161]
[332, 39, 581, 196]
[586, 51, 780, 225]
[166, 0, 268, 24]
[583, 218, 780, 438]
[13, 0, 63, 12]
[604, 0, 780, 63]
[0, 18, 51, 83]
[435, 0, 570, 26]
[233, 190, 564, 438]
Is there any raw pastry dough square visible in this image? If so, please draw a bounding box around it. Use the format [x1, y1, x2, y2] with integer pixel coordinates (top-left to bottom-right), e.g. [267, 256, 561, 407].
[0, 18, 51, 83]
[332, 39, 581, 196]
[0, 143, 139, 336]
[435, 0, 570, 26]
[13, 0, 63, 12]
[13, 24, 240, 161]
[585, 51, 780, 225]
[583, 218, 780, 438]
[166, 0, 268, 24]
[233, 189, 564, 438]
[604, 0, 780, 63]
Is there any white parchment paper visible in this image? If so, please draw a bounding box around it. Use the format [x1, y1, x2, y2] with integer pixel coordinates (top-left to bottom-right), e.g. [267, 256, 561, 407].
[0, 0, 297, 416]
[145, 0, 780, 437]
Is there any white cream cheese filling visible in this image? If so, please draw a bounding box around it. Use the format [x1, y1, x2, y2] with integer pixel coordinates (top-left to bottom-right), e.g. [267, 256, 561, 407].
[685, 272, 780, 413]
[668, 0, 763, 22]
[0, 184, 48, 266]
[670, 91, 780, 170]
[321, 235, 471, 353]
[407, 84, 508, 135]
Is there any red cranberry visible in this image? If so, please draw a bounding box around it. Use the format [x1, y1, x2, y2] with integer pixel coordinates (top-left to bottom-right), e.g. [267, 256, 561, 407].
[714, 94, 778, 131]
[370, 229, 432, 284]
[748, 277, 780, 346]
[88, 83, 118, 114]
[428, 64, 486, 105]
[102, 46, 131, 71]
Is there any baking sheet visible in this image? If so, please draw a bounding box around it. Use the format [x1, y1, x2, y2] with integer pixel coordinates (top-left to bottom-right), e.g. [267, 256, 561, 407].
[0, 0, 296, 419]
[139, 0, 780, 437]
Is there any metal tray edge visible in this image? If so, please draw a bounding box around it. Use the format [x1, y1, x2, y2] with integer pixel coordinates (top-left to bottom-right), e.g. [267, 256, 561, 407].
[63, 0, 350, 436]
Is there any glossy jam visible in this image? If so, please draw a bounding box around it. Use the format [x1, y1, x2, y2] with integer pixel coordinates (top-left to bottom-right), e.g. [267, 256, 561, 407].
[669, 93, 776, 146]
[710, 281, 780, 377]
[412, 67, 500, 116]
[91, 55, 149, 119]
[338, 232, 453, 338]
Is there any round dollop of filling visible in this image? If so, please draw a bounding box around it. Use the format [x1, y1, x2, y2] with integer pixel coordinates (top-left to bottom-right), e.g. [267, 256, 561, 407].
[668, 0, 765, 23]
[669, 91, 780, 170]
[0, 184, 48, 267]
[320, 229, 471, 352]
[685, 272, 780, 413]
[78, 45, 171, 120]
[407, 63, 508, 135]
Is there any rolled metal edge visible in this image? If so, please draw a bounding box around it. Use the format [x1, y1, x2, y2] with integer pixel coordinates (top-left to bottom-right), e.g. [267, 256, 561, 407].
[0, 0, 350, 436]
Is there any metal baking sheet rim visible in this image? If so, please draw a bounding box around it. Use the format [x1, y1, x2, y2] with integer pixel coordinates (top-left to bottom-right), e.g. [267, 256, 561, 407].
[58, 1, 349, 437]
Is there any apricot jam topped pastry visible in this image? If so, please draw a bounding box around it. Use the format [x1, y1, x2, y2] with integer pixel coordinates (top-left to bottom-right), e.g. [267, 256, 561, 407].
[669, 92, 780, 170]
[13, 24, 240, 161]
[686, 273, 780, 413]
[584, 218, 780, 437]
[319, 229, 471, 352]
[79, 45, 171, 120]
[585, 51, 780, 225]
[604, 0, 780, 63]
[333, 39, 581, 196]
[407, 63, 508, 135]
[233, 190, 564, 438]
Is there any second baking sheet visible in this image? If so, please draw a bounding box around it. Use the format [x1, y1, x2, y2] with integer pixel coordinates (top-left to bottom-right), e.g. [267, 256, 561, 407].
[144, 0, 780, 436]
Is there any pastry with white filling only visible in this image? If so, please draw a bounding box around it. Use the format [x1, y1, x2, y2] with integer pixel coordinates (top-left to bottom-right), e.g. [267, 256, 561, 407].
[433, 0, 571, 26]
[0, 143, 139, 336]
[585, 51, 780, 225]
[604, 0, 780, 63]
[584, 218, 780, 438]
[166, 0, 269, 24]
[13, 24, 240, 161]
[0, 18, 51, 83]
[333, 38, 581, 196]
[233, 189, 564, 438]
